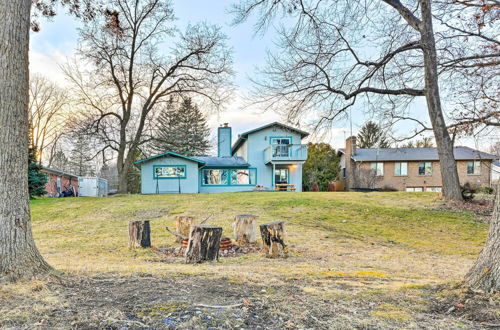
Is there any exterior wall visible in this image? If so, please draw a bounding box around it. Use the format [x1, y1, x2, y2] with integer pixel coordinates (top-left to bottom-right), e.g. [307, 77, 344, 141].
[234, 139, 248, 160]
[218, 126, 232, 157]
[140, 156, 199, 194]
[199, 184, 255, 193]
[356, 160, 492, 191]
[274, 163, 303, 192]
[245, 127, 303, 189]
[43, 172, 79, 197]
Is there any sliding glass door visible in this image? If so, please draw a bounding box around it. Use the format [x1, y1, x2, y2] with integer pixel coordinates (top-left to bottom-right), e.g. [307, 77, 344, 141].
[274, 168, 289, 185]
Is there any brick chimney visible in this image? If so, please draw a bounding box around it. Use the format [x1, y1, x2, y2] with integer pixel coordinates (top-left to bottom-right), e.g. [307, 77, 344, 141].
[345, 136, 357, 189]
[345, 136, 357, 156]
[218, 123, 232, 157]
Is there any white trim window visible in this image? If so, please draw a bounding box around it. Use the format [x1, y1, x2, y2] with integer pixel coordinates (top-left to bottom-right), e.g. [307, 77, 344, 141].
[370, 162, 384, 176]
[426, 186, 442, 192]
[406, 187, 423, 192]
[394, 162, 408, 176]
[418, 162, 432, 176]
[467, 161, 481, 175]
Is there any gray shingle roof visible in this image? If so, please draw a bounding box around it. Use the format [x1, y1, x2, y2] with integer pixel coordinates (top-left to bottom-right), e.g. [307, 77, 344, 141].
[350, 146, 497, 162]
[193, 156, 250, 167]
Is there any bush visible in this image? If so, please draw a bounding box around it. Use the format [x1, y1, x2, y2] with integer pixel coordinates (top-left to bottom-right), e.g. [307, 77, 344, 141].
[476, 186, 494, 195]
[380, 185, 398, 192]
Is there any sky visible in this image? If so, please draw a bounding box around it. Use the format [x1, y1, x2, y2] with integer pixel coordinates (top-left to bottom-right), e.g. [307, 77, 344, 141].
[29, 0, 495, 152]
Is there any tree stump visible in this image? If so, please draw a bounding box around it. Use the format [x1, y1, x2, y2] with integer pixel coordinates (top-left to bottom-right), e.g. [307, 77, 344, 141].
[175, 216, 196, 243]
[233, 214, 258, 245]
[259, 221, 288, 258]
[185, 225, 223, 263]
[128, 220, 151, 248]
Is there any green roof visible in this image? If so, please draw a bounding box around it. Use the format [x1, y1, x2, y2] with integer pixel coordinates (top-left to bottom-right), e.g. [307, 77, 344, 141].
[134, 151, 206, 165]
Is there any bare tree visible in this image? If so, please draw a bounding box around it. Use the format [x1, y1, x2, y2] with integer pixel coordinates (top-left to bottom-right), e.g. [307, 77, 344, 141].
[0, 1, 51, 281]
[28, 74, 68, 163]
[64, 0, 233, 193]
[466, 181, 500, 292]
[232, 0, 499, 201]
[1, 0, 100, 281]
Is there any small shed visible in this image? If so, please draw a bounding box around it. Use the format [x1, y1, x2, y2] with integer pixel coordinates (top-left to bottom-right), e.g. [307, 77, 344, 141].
[78, 177, 109, 197]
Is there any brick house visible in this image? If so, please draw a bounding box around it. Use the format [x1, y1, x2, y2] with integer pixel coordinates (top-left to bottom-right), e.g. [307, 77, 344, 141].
[41, 167, 79, 197]
[339, 137, 497, 192]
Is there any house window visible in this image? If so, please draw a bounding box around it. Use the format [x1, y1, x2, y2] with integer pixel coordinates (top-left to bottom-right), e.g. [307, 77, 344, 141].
[467, 161, 481, 175]
[394, 162, 408, 176]
[418, 162, 432, 176]
[154, 165, 186, 179]
[406, 187, 423, 192]
[370, 162, 384, 176]
[230, 169, 257, 185]
[202, 169, 228, 185]
[426, 186, 442, 192]
[342, 168, 346, 178]
[202, 168, 256, 186]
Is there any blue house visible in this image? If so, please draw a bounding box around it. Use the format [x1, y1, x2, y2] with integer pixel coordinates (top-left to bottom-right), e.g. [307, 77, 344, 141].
[135, 122, 309, 194]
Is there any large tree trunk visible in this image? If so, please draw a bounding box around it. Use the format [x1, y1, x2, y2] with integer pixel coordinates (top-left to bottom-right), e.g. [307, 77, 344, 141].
[465, 183, 500, 292]
[419, 0, 462, 201]
[117, 162, 129, 194]
[0, 1, 51, 281]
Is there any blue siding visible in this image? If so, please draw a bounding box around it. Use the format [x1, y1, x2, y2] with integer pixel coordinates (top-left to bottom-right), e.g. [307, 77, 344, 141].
[218, 126, 232, 157]
[140, 156, 199, 194]
[245, 127, 304, 191]
[138, 124, 306, 194]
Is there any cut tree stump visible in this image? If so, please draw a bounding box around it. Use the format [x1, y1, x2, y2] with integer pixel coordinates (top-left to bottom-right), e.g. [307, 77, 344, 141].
[185, 225, 223, 263]
[128, 220, 151, 248]
[233, 214, 258, 245]
[259, 221, 288, 258]
[175, 216, 196, 243]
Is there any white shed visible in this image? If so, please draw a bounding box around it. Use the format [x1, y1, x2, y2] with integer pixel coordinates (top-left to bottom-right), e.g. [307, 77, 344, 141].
[78, 177, 108, 197]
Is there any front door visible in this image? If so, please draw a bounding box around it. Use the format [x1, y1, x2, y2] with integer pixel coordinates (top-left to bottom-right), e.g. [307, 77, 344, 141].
[275, 168, 289, 185]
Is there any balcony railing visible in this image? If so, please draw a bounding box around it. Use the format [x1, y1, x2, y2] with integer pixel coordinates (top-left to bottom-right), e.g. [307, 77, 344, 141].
[264, 144, 308, 163]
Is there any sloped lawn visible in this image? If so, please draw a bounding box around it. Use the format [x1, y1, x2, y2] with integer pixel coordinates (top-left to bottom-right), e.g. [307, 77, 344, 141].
[1, 192, 498, 329]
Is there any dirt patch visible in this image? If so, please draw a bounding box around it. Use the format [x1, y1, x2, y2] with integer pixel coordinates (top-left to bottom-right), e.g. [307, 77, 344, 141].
[429, 284, 500, 327]
[438, 199, 494, 221]
[2, 275, 498, 329]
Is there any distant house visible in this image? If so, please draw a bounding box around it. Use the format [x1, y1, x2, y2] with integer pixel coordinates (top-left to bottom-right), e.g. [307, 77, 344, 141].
[339, 136, 497, 192]
[41, 167, 79, 197]
[135, 122, 309, 194]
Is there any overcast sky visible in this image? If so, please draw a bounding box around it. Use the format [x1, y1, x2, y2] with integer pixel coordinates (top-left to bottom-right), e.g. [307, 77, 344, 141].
[29, 0, 495, 151]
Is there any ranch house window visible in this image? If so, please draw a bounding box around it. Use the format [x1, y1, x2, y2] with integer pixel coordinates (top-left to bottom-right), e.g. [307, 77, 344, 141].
[467, 161, 481, 175]
[418, 162, 432, 176]
[394, 162, 408, 176]
[370, 162, 384, 176]
[230, 169, 257, 185]
[202, 168, 257, 186]
[153, 165, 186, 179]
[202, 169, 228, 185]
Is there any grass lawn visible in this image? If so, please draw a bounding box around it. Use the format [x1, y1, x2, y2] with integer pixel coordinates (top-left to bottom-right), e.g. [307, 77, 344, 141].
[2, 192, 499, 329]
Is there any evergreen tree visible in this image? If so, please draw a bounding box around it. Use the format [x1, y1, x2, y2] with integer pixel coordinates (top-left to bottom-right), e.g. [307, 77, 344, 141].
[69, 135, 93, 176]
[357, 121, 391, 148]
[28, 146, 47, 199]
[302, 143, 340, 191]
[152, 98, 211, 156]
